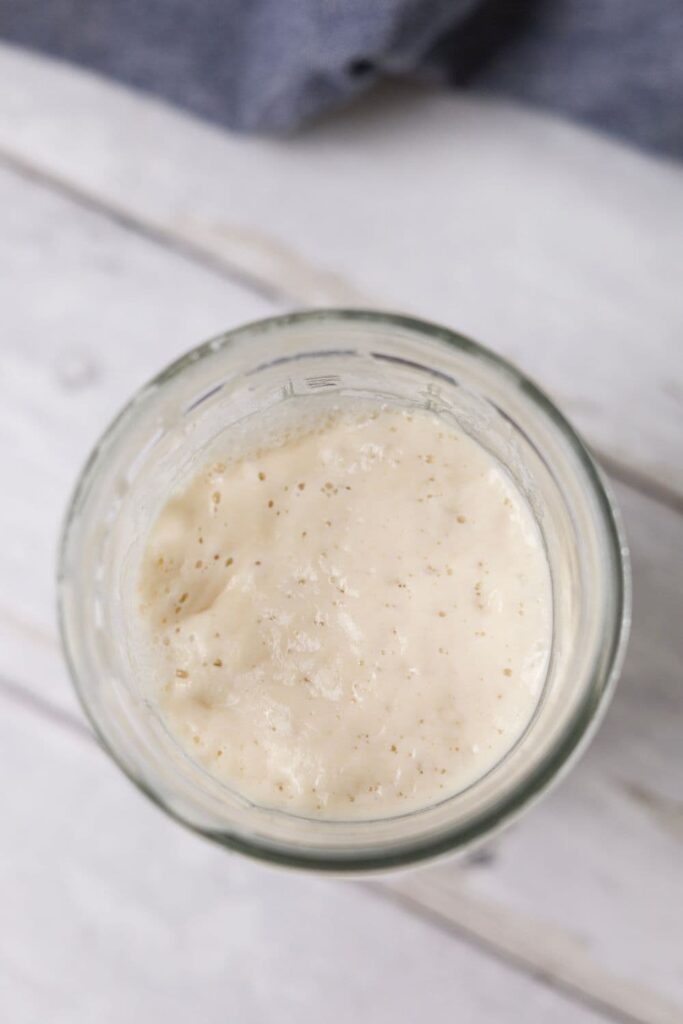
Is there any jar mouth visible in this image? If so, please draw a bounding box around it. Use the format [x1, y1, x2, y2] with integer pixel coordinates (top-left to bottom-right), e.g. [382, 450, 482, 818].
[58, 309, 631, 873]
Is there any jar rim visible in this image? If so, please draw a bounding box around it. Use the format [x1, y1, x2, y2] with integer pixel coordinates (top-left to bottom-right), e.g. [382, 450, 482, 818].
[58, 309, 632, 872]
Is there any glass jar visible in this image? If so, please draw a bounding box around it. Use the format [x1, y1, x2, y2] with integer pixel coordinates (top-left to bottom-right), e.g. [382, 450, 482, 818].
[58, 310, 630, 872]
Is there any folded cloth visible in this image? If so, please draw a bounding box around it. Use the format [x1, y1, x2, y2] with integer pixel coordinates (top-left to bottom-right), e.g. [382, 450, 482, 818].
[3, 0, 682, 157]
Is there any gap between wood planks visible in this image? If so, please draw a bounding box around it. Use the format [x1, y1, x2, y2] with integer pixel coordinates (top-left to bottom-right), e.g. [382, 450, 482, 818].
[0, 667, 651, 1024]
[0, 478, 678, 1024]
[1, 147, 681, 1024]
[2, 635, 680, 1024]
[1, 144, 682, 519]
[0, 671, 89, 742]
[0, 147, 284, 305]
[3, 475, 683, 1024]
[374, 884, 683, 1024]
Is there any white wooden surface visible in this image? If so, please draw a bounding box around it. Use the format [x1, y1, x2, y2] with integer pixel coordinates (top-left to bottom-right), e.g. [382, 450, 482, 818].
[1, 42, 682, 1024]
[2, 44, 682, 500]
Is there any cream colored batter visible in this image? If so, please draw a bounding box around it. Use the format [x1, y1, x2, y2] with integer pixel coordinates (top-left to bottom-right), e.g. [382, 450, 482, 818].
[136, 404, 552, 818]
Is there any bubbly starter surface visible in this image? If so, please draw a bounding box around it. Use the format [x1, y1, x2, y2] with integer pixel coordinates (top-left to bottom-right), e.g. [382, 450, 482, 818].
[137, 406, 552, 818]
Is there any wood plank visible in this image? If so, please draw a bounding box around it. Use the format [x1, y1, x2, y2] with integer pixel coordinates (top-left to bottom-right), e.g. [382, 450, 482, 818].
[0, 159, 277, 710]
[3, 477, 681, 1023]
[1, 44, 682, 494]
[2, 232, 682, 1022]
[391, 482, 683, 1024]
[0, 696, 607, 1024]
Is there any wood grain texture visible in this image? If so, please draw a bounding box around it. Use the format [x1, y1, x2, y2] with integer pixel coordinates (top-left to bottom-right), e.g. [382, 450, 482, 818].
[0, 160, 275, 706]
[1, 43, 682, 1024]
[1, 160, 681, 1020]
[1, 698, 610, 1024]
[392, 486, 683, 1024]
[1, 44, 682, 496]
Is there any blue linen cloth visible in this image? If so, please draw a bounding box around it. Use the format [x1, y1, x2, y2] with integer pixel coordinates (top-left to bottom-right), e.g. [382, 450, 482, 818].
[2, 0, 682, 157]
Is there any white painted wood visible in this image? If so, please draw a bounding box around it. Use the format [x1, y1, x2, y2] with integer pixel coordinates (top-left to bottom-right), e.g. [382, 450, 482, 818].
[1, 44, 682, 494]
[392, 482, 683, 1023]
[0, 697, 607, 1024]
[4, 475, 681, 1023]
[0, 160, 276, 705]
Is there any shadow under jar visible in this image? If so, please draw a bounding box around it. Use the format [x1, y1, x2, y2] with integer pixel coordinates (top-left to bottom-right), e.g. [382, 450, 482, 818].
[58, 310, 630, 872]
